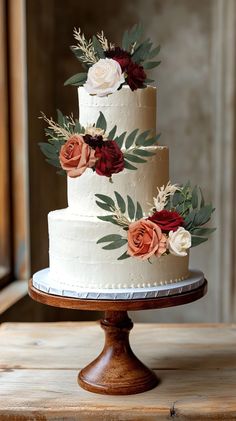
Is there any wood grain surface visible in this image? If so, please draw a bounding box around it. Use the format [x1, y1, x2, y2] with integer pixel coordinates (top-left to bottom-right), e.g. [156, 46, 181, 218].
[0, 322, 235, 419]
[0, 280, 28, 315]
[78, 311, 158, 395]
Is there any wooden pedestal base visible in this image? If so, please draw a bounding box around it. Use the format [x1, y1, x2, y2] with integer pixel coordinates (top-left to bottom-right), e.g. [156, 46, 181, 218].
[29, 278, 207, 395]
[78, 311, 158, 395]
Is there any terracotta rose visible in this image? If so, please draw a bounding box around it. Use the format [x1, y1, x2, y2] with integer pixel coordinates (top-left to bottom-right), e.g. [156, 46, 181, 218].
[60, 135, 96, 177]
[127, 219, 167, 260]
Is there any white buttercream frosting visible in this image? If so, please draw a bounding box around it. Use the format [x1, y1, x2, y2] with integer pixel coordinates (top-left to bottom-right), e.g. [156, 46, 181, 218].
[48, 209, 189, 289]
[47, 85, 190, 289]
[67, 146, 169, 216]
[78, 85, 157, 135]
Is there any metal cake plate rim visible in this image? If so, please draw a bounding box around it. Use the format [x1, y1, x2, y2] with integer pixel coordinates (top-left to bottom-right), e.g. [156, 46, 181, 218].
[32, 268, 205, 300]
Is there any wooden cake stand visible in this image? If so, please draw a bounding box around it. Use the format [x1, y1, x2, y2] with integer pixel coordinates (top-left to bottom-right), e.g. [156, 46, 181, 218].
[28, 275, 207, 395]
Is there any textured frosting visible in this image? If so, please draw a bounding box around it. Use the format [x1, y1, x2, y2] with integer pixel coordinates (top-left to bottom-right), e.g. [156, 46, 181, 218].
[47, 85, 190, 289]
[78, 85, 157, 135]
[48, 209, 189, 289]
[68, 146, 169, 216]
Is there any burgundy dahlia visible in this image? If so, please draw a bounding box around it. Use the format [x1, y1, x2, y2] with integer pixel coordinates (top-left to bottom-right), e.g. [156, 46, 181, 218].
[148, 210, 184, 233]
[105, 47, 131, 71]
[95, 140, 125, 177]
[126, 61, 147, 91]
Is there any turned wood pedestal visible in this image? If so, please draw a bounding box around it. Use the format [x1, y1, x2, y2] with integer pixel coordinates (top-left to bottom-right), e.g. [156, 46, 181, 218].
[28, 278, 207, 395]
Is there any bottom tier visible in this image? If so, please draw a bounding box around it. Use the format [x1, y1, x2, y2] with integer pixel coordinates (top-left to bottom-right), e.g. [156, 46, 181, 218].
[48, 209, 190, 289]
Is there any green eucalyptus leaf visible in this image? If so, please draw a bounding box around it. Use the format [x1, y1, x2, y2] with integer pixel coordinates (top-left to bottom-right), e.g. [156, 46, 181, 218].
[135, 130, 150, 146]
[127, 195, 135, 220]
[75, 120, 83, 133]
[39, 143, 58, 159]
[97, 234, 123, 244]
[102, 239, 128, 250]
[199, 187, 205, 208]
[192, 186, 198, 209]
[172, 191, 182, 207]
[92, 35, 105, 58]
[184, 210, 197, 228]
[132, 39, 152, 63]
[133, 149, 155, 157]
[130, 22, 144, 41]
[114, 191, 126, 213]
[145, 133, 161, 146]
[115, 132, 126, 149]
[97, 215, 120, 225]
[45, 158, 61, 169]
[118, 251, 130, 260]
[135, 202, 143, 220]
[122, 30, 129, 51]
[57, 109, 65, 126]
[96, 112, 107, 131]
[175, 203, 188, 215]
[165, 200, 172, 210]
[122, 23, 144, 51]
[64, 72, 87, 86]
[124, 160, 137, 171]
[95, 194, 115, 207]
[143, 60, 161, 69]
[147, 45, 161, 60]
[183, 180, 191, 193]
[124, 153, 146, 163]
[194, 205, 213, 226]
[125, 129, 139, 149]
[191, 236, 208, 247]
[191, 227, 216, 236]
[96, 201, 113, 212]
[108, 125, 117, 139]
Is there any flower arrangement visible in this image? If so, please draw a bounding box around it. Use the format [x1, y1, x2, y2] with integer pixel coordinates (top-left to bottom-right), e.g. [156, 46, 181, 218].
[96, 181, 216, 260]
[39, 110, 160, 179]
[64, 23, 161, 96]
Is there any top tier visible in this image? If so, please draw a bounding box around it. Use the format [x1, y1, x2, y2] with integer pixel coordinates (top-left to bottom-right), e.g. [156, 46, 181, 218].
[78, 85, 157, 136]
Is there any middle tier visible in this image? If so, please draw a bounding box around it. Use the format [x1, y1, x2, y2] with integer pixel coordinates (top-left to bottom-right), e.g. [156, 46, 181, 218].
[68, 145, 169, 216]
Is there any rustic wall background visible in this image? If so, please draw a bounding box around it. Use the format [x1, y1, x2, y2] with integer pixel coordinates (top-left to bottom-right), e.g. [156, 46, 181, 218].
[26, 0, 236, 323]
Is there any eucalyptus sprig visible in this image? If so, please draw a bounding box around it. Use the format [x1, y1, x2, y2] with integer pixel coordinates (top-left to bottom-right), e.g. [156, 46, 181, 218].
[65, 23, 161, 87]
[122, 23, 161, 80]
[165, 182, 216, 246]
[92, 112, 160, 170]
[39, 110, 159, 176]
[91, 111, 161, 171]
[121, 131, 161, 170]
[38, 109, 84, 174]
[96, 191, 144, 260]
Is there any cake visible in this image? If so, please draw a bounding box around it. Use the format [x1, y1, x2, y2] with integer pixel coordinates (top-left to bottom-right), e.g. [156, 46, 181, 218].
[38, 25, 215, 291]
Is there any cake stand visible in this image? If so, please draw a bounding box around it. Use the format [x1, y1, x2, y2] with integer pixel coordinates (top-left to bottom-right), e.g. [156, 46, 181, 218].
[29, 269, 207, 395]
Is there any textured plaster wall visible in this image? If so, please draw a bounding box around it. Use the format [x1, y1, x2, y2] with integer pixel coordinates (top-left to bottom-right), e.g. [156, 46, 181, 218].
[131, 0, 219, 322]
[28, 0, 232, 322]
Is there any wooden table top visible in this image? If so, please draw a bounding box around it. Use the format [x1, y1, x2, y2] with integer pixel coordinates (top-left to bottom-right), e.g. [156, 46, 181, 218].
[0, 322, 236, 420]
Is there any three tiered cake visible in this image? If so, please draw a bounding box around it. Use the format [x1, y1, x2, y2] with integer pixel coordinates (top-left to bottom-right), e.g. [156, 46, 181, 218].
[38, 24, 215, 292]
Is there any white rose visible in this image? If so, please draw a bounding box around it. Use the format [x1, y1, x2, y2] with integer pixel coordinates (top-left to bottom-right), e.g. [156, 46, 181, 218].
[84, 58, 125, 97]
[168, 227, 191, 257]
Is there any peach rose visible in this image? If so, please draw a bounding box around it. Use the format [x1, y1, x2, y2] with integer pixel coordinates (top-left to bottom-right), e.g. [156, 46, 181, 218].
[127, 219, 167, 260]
[60, 135, 96, 177]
